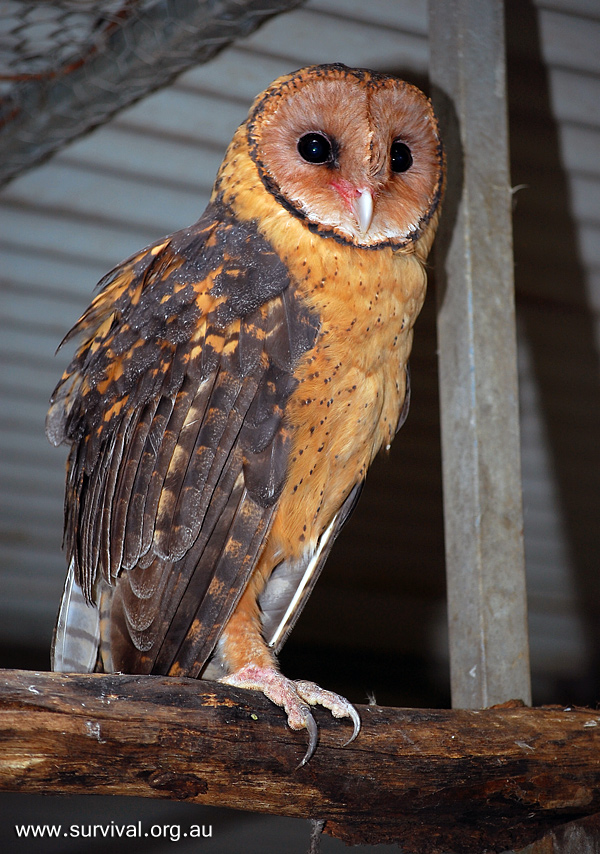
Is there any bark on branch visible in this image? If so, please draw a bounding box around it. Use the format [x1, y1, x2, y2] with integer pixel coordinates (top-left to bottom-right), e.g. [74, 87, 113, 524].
[1, 669, 599, 852]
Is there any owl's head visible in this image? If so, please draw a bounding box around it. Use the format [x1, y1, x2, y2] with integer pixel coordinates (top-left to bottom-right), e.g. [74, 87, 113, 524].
[244, 63, 444, 250]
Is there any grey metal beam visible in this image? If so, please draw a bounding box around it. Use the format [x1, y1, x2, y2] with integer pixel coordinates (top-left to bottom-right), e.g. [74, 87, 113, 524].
[0, 0, 305, 187]
[428, 0, 531, 707]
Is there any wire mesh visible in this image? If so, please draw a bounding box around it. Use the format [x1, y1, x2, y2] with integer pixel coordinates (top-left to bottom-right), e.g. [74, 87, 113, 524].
[0, 2, 153, 95]
[0, 0, 305, 186]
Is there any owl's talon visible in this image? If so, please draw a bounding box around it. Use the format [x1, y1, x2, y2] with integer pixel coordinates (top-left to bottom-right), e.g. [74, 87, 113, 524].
[299, 711, 319, 768]
[220, 665, 359, 763]
[343, 707, 361, 746]
[294, 678, 361, 745]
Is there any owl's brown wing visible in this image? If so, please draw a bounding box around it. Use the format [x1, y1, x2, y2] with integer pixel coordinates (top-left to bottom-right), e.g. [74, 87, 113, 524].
[47, 198, 319, 676]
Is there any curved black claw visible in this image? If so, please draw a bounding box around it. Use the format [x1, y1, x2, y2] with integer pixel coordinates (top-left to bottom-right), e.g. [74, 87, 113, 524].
[297, 706, 319, 768]
[341, 704, 361, 747]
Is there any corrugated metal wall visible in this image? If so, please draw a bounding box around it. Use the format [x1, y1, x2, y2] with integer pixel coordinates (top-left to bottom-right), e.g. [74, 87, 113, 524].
[508, 0, 600, 701]
[1, 0, 599, 710]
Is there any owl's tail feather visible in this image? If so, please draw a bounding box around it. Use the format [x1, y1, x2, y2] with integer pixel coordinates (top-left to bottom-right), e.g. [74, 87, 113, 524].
[51, 560, 100, 673]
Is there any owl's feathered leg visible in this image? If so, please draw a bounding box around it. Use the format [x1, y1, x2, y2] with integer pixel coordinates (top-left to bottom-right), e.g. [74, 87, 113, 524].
[218, 568, 360, 765]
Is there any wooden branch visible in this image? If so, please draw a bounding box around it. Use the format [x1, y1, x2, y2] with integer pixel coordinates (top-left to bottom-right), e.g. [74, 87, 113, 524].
[1, 670, 600, 853]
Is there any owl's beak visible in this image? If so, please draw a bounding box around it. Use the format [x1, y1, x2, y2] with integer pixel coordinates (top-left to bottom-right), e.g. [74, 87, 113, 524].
[355, 188, 374, 234]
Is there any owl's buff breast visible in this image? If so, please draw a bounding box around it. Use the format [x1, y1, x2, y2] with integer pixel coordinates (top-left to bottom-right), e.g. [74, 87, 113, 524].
[272, 228, 427, 557]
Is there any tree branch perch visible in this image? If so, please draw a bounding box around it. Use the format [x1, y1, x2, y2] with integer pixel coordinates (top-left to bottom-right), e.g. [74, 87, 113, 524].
[1, 669, 600, 852]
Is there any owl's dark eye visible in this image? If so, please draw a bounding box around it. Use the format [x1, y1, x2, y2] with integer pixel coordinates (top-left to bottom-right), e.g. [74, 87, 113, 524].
[390, 140, 413, 173]
[297, 132, 333, 164]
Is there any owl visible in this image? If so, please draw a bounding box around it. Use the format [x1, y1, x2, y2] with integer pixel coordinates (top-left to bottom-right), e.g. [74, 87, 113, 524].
[47, 63, 444, 764]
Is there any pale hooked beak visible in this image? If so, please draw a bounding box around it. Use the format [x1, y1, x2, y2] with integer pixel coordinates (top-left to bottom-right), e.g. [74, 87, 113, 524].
[355, 188, 374, 234]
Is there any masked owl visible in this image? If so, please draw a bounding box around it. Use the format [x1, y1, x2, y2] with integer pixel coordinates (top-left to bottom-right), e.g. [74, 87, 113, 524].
[47, 63, 444, 764]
